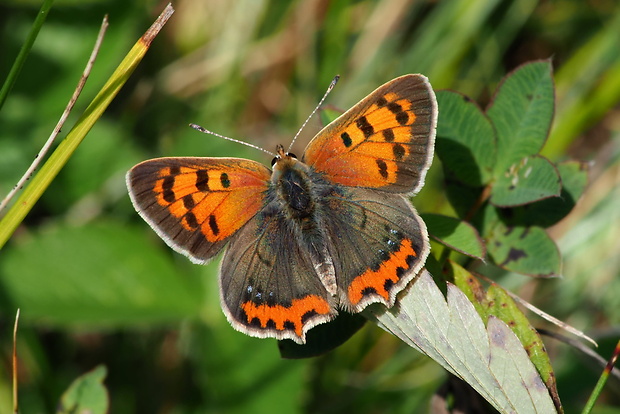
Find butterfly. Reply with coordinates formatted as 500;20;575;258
126;74;437;344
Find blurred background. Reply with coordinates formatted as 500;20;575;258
0;0;619;412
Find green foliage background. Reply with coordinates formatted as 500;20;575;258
0;0;619;412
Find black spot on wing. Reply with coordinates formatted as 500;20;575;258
387;102;409;125
220;173;231;188
162;176;175;203
393;143;405;160
376;159;388;179
361;287;377;297
196;170;209;191
382;129;395;142
185;211;199;229
182;194;195;209
208;214;219;236
356;116;374;139
301;310;318;324
341;132;352;147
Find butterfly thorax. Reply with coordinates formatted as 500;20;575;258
269;151;339;296
271;155;316;220
270;148;346;233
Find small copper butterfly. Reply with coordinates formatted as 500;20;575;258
126;74;437;344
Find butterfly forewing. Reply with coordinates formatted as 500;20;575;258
302;74;437;195
127;157;270;263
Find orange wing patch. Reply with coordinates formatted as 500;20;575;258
303;75;435;193
347;238;418;306
316;94;417;187
150;161;269;242
128;157;271;256
241;295;332;337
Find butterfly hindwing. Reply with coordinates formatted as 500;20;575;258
302;74;437;195
316;186;430;312
220;206;337;344
127;157;270;264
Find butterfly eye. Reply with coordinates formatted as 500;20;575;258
271;156;279;166
287;152;297;159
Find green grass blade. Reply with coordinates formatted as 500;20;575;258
0;5;174;250
581;340;620;414
0;0;55;111
546;7;620;157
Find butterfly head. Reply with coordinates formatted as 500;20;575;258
271;143;310;188
271;144;298;167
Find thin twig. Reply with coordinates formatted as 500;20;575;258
0;15;110;212
464;183;492;222
474;271;597;347
539;329;618;382
12;309;20;414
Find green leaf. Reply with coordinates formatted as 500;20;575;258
436;90;496;186
486;222;561;277
448;261;488;317
508;160;589;227
421;213;486;260
366;270;558;413
486;285;560;402
486;316;559;411
0;221;202;327
487;60;555;175
58;365;109;414
451;262;561;409
490;155;561;207
443;179;484;219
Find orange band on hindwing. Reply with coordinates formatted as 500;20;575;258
240;295;332;337
348;238;418;306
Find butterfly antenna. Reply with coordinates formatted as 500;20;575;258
287;75;340;153
189;123;277;157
